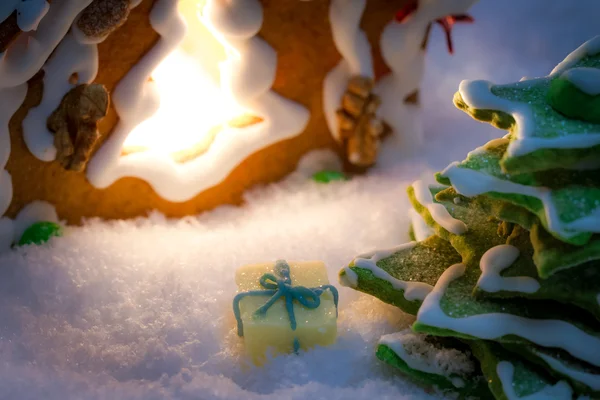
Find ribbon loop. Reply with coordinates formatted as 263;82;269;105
232;260;340;349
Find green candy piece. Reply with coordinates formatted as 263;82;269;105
312;170;347;183
436;139;600;246
470;341;574;400
376;330;491;398
407;182;600;366
339;235;460;316
548;77;600;123
502;343;600;397
18;221;63;246
454;36;600;174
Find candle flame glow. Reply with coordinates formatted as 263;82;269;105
122;0;249;161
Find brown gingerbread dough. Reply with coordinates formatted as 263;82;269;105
47;84;109;172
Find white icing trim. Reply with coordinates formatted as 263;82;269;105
87;0;310;202
373;0;477;149
562;67;600;96
536;352;600;391
497;361;573;400
0;0;49;32
323;0;372;142
0;0;93;89
441;162;600;238
412;180;467;235
551;36;600;76
22;31;99;161
417;263;600;367
458;76;600;158
379;330;473;381
477;244;540;294
341;241;433;301
408;207;434;241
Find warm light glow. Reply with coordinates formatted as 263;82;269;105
122;0;249;160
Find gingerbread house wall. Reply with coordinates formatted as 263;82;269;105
5;0;404;224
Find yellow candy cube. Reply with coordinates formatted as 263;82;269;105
233;260;338;365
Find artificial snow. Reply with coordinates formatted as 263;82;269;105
0;1;598;399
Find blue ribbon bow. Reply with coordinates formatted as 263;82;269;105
233;260;339;345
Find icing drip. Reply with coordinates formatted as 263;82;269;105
0;0;93;89
22;32;99;161
561;67;600;96
536;352;600;391
441;163;600;238
342;242;433;302
374;0;476;148
233;260;338;353
551;36;600;76
412;180;468;235
408;207;434;241
458;75;600;157
87;0;310;202
477;244;540;294
323;0;372;142
0;0;49;32
496;361;573;400
417;263;600;367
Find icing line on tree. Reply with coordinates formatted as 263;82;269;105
416;263;600;367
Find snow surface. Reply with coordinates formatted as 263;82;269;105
0;1;598;399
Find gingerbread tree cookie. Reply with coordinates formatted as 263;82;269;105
340;37;600;399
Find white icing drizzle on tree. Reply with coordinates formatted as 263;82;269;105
412;180;467;235
441;163;600;238
340;241;434;302
408;207;434;241
496;361;573;400
0;0;49;32
458;36;600;158
477;244;540;294
416;263;600;367
561;67;600;96
86;0;310;202
535;352;600;391
22;32;99;161
379;329;475;383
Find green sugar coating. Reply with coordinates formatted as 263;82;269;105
408;183;600;351
432;188;600;319
376;331;491;398
437;188;600;278
470;341;570;400
531;224;600;278
453;50;600;174
548;77;600;123
502;343;600;397
339;235;461;316
436;140;600;246
18;221;63;246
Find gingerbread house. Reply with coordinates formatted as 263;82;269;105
0;0;476;250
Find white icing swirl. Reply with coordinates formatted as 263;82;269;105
477;244;541;294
